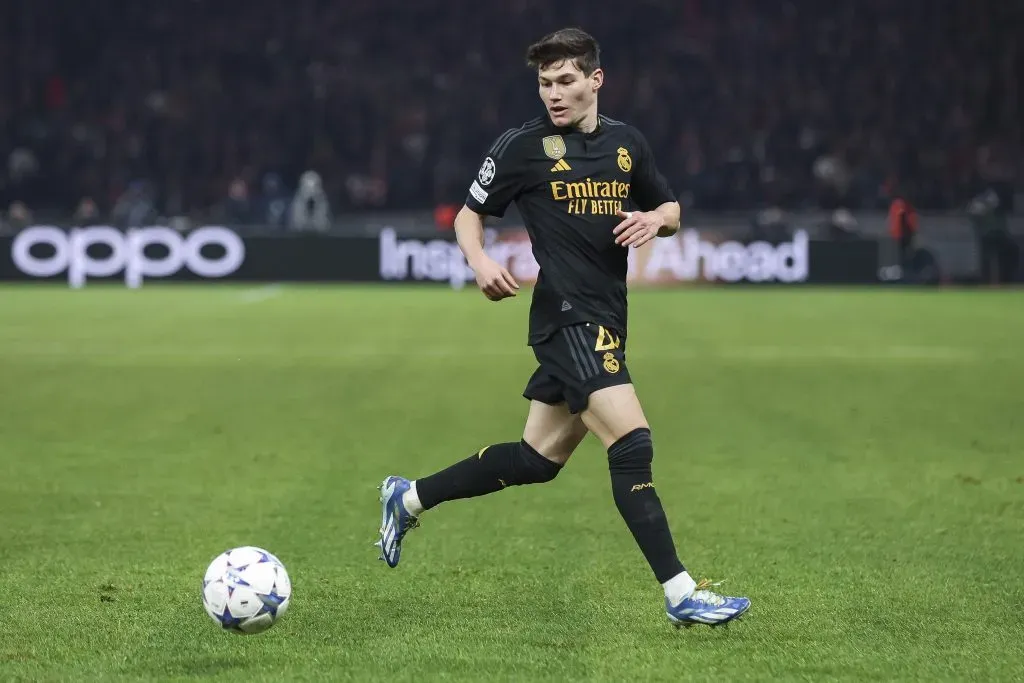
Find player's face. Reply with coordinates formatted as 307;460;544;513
538;60;602;128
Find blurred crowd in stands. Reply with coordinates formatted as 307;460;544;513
1;0;1020;231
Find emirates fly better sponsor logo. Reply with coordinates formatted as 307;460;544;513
11;226;246;288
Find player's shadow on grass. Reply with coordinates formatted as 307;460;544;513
130;655;255;679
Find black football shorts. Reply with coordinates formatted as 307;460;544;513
523;322;631;414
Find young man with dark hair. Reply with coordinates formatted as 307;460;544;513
376;28;750;628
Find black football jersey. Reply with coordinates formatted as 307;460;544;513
465;114;676;345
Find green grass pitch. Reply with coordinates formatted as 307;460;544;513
1;284;1022;682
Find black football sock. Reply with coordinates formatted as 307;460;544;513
416;440;562;511
608;428;686;583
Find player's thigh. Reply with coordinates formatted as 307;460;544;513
522;400;588;465
580;383;650;450
550;322;647;449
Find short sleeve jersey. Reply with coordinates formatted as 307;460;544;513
465;114;676;345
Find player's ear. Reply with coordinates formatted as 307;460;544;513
590;68;604;92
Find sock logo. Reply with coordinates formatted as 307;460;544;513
630;482;654;492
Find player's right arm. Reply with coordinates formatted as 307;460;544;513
454;205;519;300
457;130;530;301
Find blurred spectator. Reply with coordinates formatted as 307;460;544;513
219;177;255;225
826;208;861;241
968;189;1019;285
433;203;459;231
73;197;100;223
5;201;33;232
256;173;291;230
111;181;157;228
289;170;331;232
812;151;852;210
888;191;919;273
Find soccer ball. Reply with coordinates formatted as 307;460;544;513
202;546;292;634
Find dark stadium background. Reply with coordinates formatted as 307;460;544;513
0;0;1020;285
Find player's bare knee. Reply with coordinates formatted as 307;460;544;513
582;384;649;450
523;400;586;464
523;426;581;465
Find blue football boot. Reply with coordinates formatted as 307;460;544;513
666;579;751;628
375;476;420;568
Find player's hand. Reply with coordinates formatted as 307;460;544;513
470;255;519;301
613;210;662;248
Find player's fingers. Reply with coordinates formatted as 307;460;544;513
493;276;516;296
612;216;637;235
615;224;641;245
622;227;652;247
615;209;633;220
629;231;655;248
501;268;520;291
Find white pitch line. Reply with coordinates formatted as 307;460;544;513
235;284;283;304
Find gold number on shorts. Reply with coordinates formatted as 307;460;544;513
594;326;621;352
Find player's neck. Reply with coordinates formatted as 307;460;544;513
574;109;599;134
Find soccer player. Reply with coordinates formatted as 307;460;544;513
376;28;750;628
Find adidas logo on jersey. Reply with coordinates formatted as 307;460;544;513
550;159;572;173
561;300;572;312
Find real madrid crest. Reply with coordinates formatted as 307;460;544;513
542;135;566;160
616;147;632;173
602;352;620;374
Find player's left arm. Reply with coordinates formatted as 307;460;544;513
613;131;680;248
